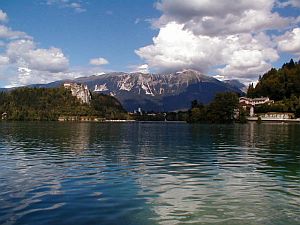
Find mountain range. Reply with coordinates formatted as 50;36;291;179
3;70;245;112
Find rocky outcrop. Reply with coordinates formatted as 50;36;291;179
63;83;91;104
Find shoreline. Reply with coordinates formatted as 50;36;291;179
247;117;300;123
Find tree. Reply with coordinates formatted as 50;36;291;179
187;92;239;123
295;106;300;118
208;92;239;123
191;100;204;109
247;83;256;98
0;87;127;121
237;107;247;123
248;59;300;101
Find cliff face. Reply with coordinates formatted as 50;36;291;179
63;83;91;104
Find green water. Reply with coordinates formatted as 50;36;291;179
0;122;299;225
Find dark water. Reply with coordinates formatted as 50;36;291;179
0;122;299;225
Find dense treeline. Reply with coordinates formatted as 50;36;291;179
187;92;240;123
129;93;240;123
127;92;240;123
0;87;127;121
247;59;300;116
247;59;300;100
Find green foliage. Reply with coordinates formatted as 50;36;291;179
247;83;256;98
208;92;239;123
188;92;239;123
237;107;247;123
246;59;300;118
247;59;300;100
295;106;300;118
164;111;188;121
90;93;126;119
0;87;126;121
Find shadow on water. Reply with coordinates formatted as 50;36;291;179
0;122;299;225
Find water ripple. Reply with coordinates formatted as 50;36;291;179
0;122;299;225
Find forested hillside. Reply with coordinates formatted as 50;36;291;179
0;87;126;120
247;59;300;100
247;59;300;116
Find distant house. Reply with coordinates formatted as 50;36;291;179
239;97;274;117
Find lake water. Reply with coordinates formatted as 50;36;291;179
0;122;299;225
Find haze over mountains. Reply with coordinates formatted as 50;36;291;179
3;70;245;112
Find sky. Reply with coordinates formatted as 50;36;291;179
0;0;299;88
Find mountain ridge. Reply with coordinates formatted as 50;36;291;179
1;70;244;112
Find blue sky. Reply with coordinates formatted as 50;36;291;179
0;0;299;87
0;0;159;69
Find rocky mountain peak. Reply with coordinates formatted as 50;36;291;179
18;70;244;112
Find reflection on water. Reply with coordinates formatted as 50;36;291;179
0;122;299;225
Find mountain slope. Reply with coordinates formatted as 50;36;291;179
74;70;243;111
224;79;246;92
1;70;243;112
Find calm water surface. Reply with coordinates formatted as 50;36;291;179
0;122;299;225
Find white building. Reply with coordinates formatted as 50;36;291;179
239;97;274;106
64;83;91;104
239;97;274;117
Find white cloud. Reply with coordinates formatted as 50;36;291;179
69;2;86;13
213;75;225;81
136;23;223;73
26;48;69;72
0;9;8;22
0;55;9;65
136;22;278;80
89;57;109;66
6;39;69;73
46;0;86;13
6;39;36;62
277;28;300;55
136;64;149;73
135;0;300;82
289;0;300;7
0;25;30;39
5;69;78;88
130;64;150;74
0;24;69;87
217;61;273;80
154;0;291;36
2;64;102;88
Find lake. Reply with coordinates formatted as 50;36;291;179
0;122;299;225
